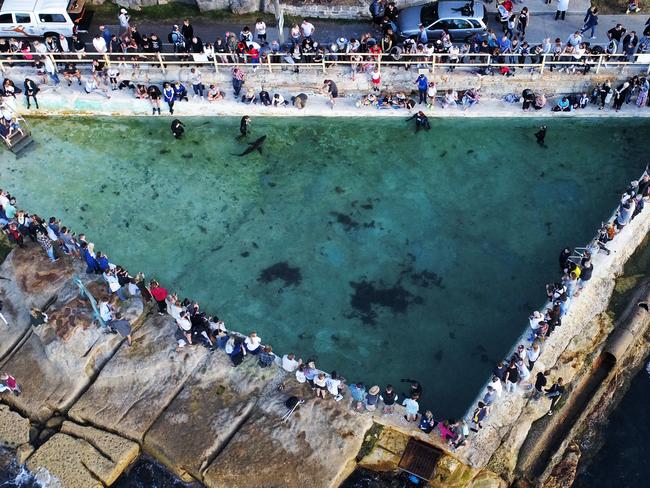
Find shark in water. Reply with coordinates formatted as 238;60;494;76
235;135;267;157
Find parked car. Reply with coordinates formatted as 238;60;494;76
0;0;93;38
397;1;488;42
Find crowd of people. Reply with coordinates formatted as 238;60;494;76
2;162;648;447
0;3;649;116
2;1;650;451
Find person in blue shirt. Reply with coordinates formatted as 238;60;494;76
497;34;511;53
418;410;437;433
414;74;428;104
95;252;110;273
173;81;188;102
552;96;571;112
82;245;98;274
162;82;176;114
417;24;428;44
99;25;111;48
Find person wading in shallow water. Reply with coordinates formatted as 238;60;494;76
535;125;547;146
171;119;185;139
239;115;251;139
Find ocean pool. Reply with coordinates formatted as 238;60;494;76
2;116;648;417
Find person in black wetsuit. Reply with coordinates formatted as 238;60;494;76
170;119;185;139
406;111;431;132
535;125;547;146
239;115;251;138
401;378;422;398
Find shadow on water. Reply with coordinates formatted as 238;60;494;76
340;467;426;488
114;457;202;488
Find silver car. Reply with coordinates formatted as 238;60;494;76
397;1;488;42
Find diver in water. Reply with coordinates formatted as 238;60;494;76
401;378;422;398
535;125;547;147
171;119;185;139
239;115;251;139
406;111;431;133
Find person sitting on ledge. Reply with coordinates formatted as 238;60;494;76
292;93;308;109
244;331;262;355
418;410;437;433
533;93;547;110
173;81;189;102
241;87;256;104
259;88;272;106
229;336;246;366
207;84;224;102
552;96;572;112
258;345;276;368
134;84;148;100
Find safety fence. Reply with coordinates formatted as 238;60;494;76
1;50;650;77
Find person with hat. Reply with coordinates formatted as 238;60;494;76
366;385;380;411
118;8;130;39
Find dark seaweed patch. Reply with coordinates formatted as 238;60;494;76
258;262;302;287
241;251;250;258
410;270;444;289
349;280;421;326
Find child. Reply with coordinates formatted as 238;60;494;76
107;67;119;90
371;68;381;91
8;117;24;138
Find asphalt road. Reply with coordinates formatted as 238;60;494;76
86;9;650;48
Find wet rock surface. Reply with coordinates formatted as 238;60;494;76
0;247;144;424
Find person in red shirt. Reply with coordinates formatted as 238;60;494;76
0;373;21;396
149;280;168;314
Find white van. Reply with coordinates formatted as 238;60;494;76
0;0;92;38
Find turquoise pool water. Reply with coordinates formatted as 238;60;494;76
2;116;648;417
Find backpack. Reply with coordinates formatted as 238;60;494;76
285;396;300;410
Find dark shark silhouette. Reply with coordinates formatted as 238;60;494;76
234;135;267;156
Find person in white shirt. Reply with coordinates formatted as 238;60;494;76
176;311;192;347
118;8;130;38
92;35;107;54
99;300;114;324
244;331;262;354
295;364;306;383
527;342;542;370
488;375;503;398
59;35;69;53
273;93;287;107
282;353;302;372
33;40;47;54
301;19;315;39
326;371;343;400
255;19;267;42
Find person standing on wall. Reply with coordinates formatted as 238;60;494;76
118;8;131;39
555;0;569;21
581;6;599;39
545;377;565;415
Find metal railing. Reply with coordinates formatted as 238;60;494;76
1;50;649;77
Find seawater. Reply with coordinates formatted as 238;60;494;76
1;116;648;419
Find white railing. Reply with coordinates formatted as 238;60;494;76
0;51;649;76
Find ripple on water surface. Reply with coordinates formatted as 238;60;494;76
2;116;648;417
